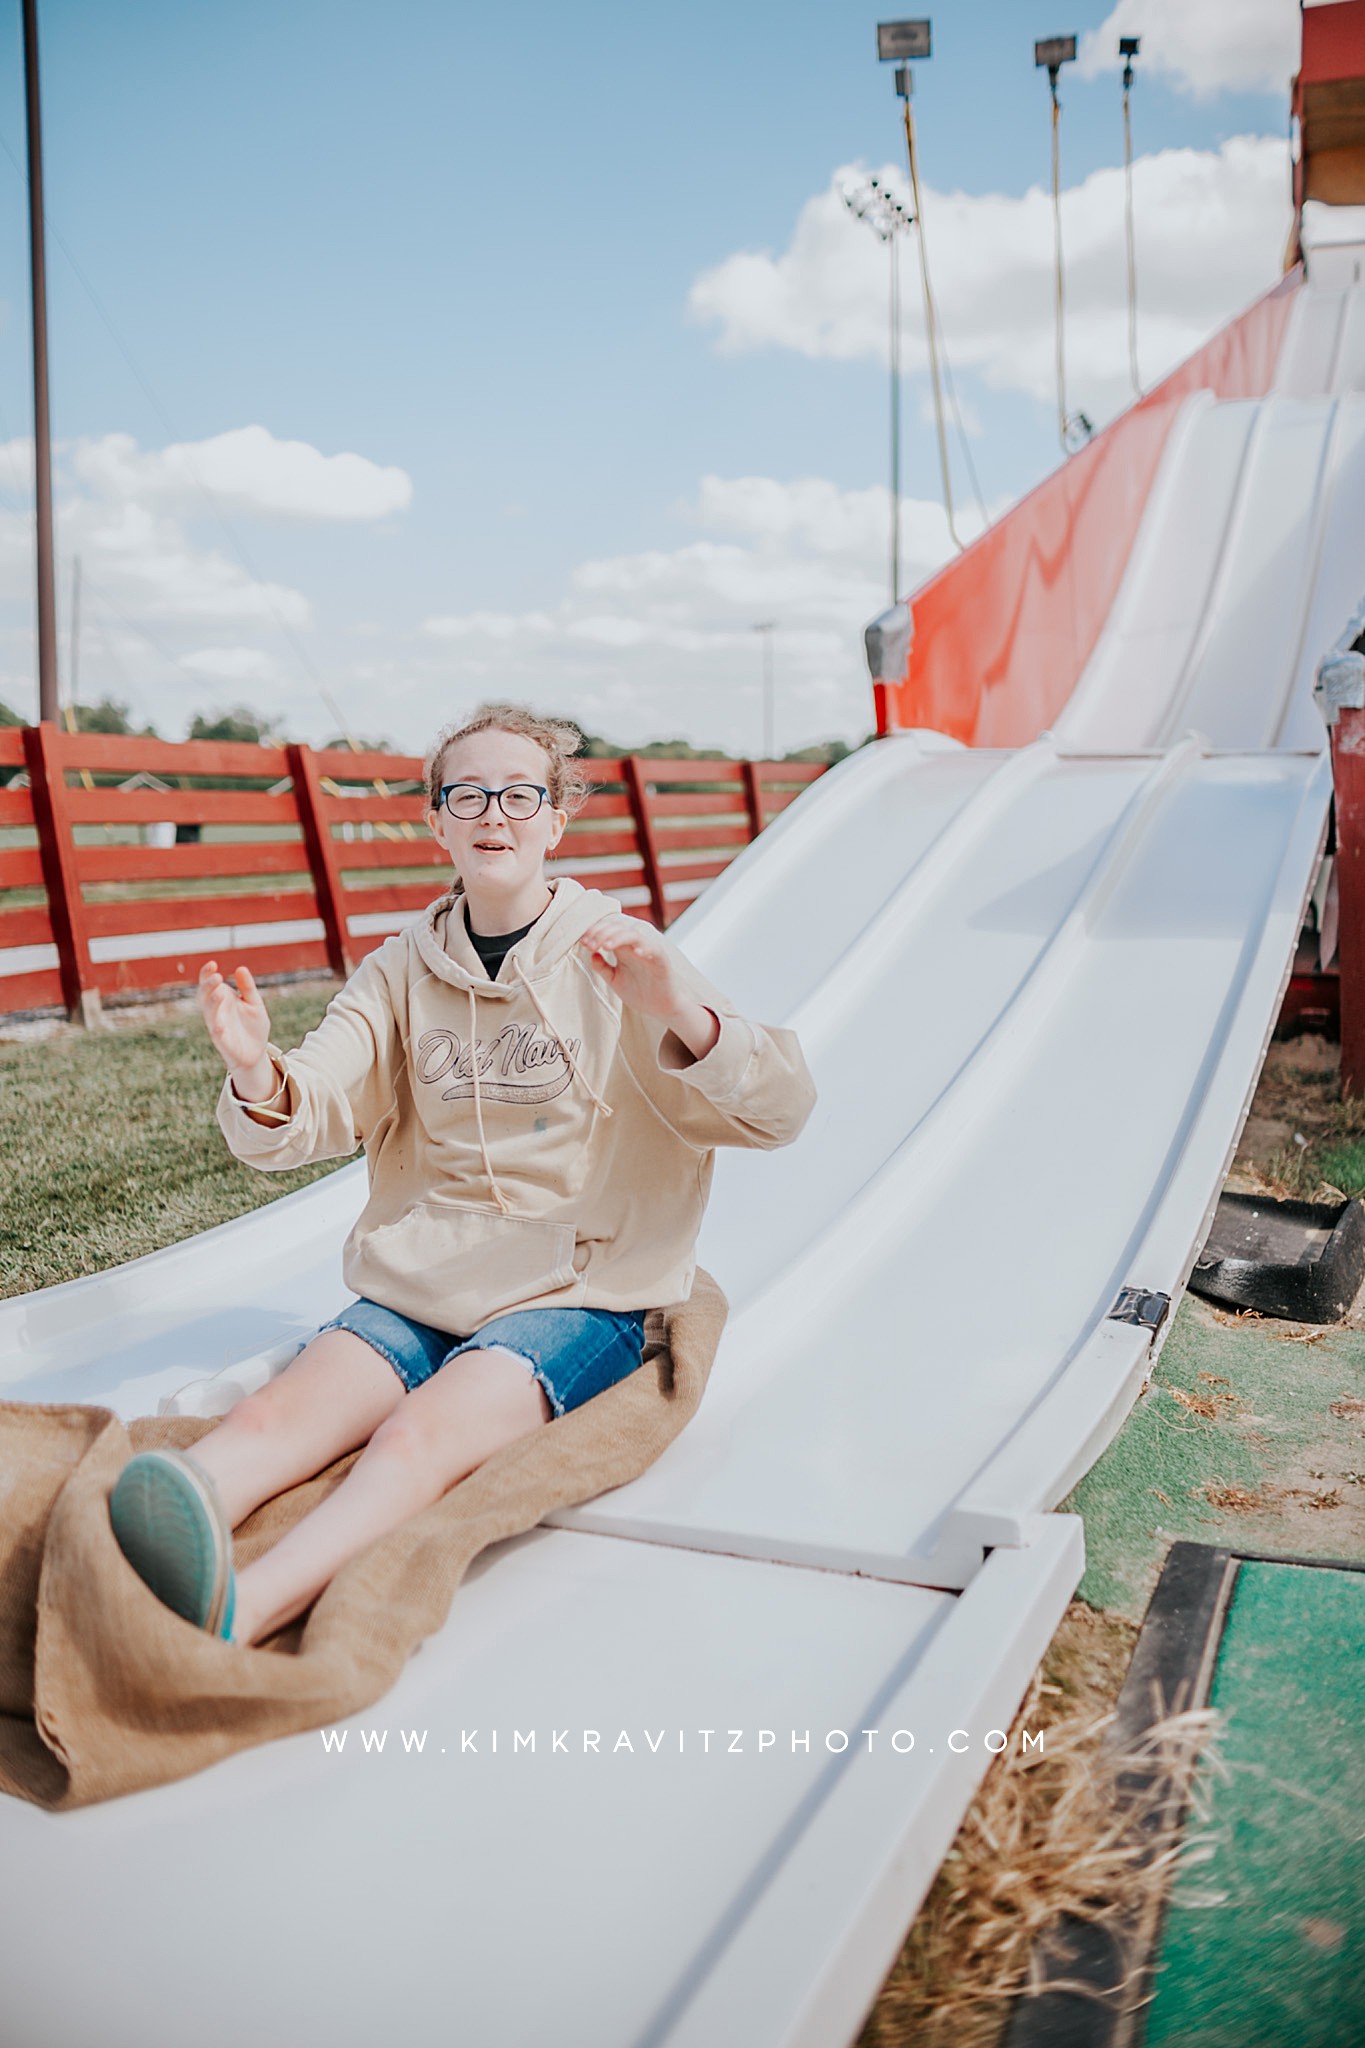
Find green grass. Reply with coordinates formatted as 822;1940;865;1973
0;984;348;1300
1257;1085;1365;1201
1060;1290;1365;1620
1309;1136;1365;1198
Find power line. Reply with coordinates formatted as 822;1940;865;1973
78;568;204;683
931;296;989;529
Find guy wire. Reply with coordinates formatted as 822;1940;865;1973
1123;69;1141;398
902;94;964;551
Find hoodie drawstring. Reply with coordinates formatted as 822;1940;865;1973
511;955;614;1118
466;983;514;1215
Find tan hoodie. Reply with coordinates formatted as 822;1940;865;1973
215;876;817;1332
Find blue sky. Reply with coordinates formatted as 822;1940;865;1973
0;0;1310;754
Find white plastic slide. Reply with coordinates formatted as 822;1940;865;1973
2;251;1363;2048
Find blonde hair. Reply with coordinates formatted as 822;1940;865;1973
424;703;592;817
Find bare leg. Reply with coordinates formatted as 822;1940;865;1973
188;1328;408;1531
230;1348;553;1647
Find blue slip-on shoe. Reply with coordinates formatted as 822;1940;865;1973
109;1448;236;1639
218;1570;237;1644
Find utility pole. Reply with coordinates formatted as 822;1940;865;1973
69;554;81;713
753;621;776;758
22;0;59;725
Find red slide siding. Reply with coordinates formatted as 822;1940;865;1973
879;270;1301;747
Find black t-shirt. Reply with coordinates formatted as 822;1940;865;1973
464;902;549;981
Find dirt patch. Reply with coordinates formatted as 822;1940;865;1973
1199;1481;1279;1513
1225;1034;1338;1191
1226;1031;1365;1228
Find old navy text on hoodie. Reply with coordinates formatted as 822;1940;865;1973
215;875;818;1332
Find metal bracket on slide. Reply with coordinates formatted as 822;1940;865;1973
863;601;913;686
1106;1287;1171;1334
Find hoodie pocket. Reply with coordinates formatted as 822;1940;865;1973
346;1199;578;1333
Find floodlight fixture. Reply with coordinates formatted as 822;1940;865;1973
843;174;915;599
1034;34;1077;76
1120;33;1139;90
841;173;915;242
877;20;931;62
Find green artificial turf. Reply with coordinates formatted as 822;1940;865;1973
0;983;346;1299
1059;1292;1365;1622
1143;1561;1365;2048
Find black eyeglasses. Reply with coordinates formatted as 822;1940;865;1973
438;782;549;821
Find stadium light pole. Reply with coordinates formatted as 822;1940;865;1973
1120;35;1142;398
878;20;963;551
1036;34;1092;454
842;175;915;603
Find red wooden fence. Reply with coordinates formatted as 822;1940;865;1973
0;726;826;1023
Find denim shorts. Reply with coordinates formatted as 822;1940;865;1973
314;1295;649;1418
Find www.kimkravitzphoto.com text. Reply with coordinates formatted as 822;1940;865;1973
318;1725;1048;1757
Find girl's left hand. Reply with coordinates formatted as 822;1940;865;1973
578;914;686;1022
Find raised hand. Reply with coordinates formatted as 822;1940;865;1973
577;915;720;1061
577;914;685;1021
198;960;272;1076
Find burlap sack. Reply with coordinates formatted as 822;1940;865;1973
0;1270;726;1809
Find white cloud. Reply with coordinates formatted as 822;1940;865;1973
0;423;410;637
416;474;980;751
0;464;945;749
0;438;35;495
51;496;311;627
917;383;984;438
179;646;281;681
1078;0;1300;99
689;136;1291;428
71;424;411;523
0;422;416;731
425;610;557;641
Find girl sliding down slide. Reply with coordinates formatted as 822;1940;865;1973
109;704;816;1647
